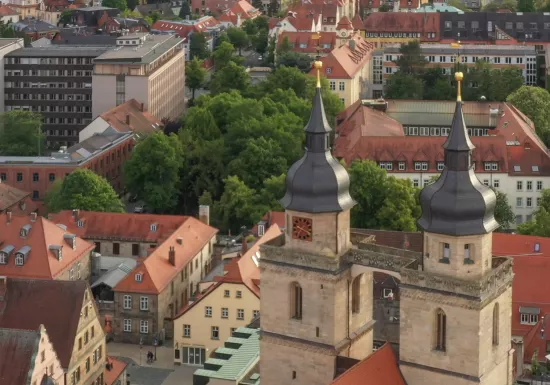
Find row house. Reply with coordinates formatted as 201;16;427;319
310;32;374;107
172;225;281;365
0;212;94;280
374;43;537;96
334;99;550;226
0;129;134;202
50;208;218;345
362;12;440;48
0;278;106;385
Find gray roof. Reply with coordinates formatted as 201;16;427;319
7;45;110;57
91;262;135;288
383;43;536;56
281;86;355;213
13;19;58;33
418;100;498;236
194;327;259;381
76;6;117;11
136;3;175;16
96;255;137;271
30;37;51;47
94;34;182;64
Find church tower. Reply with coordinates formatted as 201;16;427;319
399;72;514;385
259;62;374;385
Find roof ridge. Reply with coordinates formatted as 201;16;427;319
38;217;55;279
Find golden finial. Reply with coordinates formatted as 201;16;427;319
455;71;464;102
314;60;323;88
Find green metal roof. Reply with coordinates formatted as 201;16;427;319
194;327;260;382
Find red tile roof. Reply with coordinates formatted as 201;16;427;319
278;31;337;54
331;343;406;385
286;14;319;31
152;17;220;39
351;14;364;30
0;182;31;212
105;357;128;385
0;327;41;385
493;232;550;257
99;99;162;135
0;278;88;368
336;15;353;30
252;211;286;236
310;33;374;79
363;12;440;40
0;5;18;16
288;2;338;21
0;213;94;280
114;216;218;294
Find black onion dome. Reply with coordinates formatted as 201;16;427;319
417;100;499;236
281;86;355;213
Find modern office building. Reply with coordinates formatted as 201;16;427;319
92;33;186;120
4;45;111;147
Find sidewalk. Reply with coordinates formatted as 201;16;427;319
107;342;176;370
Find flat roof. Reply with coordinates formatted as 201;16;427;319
74;6;117;11
94;34;182;64
383;43;537;56
194;327;259;382
7;46;111;57
0;38;23;49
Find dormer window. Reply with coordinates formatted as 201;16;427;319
326;67;332;74
77;220;85;228
135;273;143;282
150;224;158;232
0;253;6;264
20;224;32;237
15;254;24;266
14;246;31;265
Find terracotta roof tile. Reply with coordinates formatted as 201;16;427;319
286;15;317;31
0;213;94;280
152;17;220;39
278;31;336;54
0;5;18;16
99;99;162;135
105;357;128;385
0;327;40;385
114;216;218;294
311;33;374;79
0;182;30;212
336;15;353;30
0;278;87;368
331;343;406;385
363;12;440;40
351;14;364;30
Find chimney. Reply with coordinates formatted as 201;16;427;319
30;212;37;222
72;209;79;221
6;211;11;224
349;39;356;51
126;114;130;125
140;102;144;112
199;205;210;225
168;246;176;266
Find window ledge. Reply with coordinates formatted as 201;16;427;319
439;257;450;264
464;258;474;265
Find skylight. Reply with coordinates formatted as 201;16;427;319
532;165;539;172
514;165;521;172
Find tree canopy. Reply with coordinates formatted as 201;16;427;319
492;188;516;231
101;0;127;11
185;58;207;100
518;189;550;236
226;27;249;55
124;132;184;213
0;111;46;156
276;51;313;72
189;32;210;60
507;86;550;145
45;169;124;213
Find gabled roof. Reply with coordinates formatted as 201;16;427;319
286;14;318;31
331;343;406;385
99;99;162;135
152;17;220;38
0;5;19;16
230;0;260;17
0;278;87;368
105;357;128;385
363;12;440;38
0;327;41;385
0;182;31;212
336;15;353;30
277;31;336;54
114;216;218;294
0;213;95;280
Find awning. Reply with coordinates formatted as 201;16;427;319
519;306;541;315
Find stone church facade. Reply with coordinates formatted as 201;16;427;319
259;67;515;385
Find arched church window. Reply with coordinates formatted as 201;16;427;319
291;282;302;320
351;275;361;314
435;308;447;351
493;303;499;346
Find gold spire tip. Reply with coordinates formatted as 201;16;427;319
455;71;464;102
314;60;323;88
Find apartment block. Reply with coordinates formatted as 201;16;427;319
92;33;185;121
4;46;110;146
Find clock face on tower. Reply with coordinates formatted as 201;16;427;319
292;216;313;242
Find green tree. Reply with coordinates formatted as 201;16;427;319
102;0;127;11
537;189;550;212
214;176;267;233
395;40;427;75
185;58;207;100
447;0;469;11
124;132;184;213
255;29;269;55
126;0;137;10
518;0;535;11
384;71;424;99
482;0;517;10
378;3;391;10
46;169;124;213
59;10;72;26
277;36;293;53
189;32;210;60
179;1;191;18
422;68;453;100
276;51;313;72
259;173;286;211
492;188;515;231
507;86;550;145
0;111;46;156
121;9;141;17
226;27;249;55
252;0;263;9
210;61;250;94
266;36;276;65
183;107;220;140
268;0;278;15
377;177;420;231
518;207;550;237
212;41;237;70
